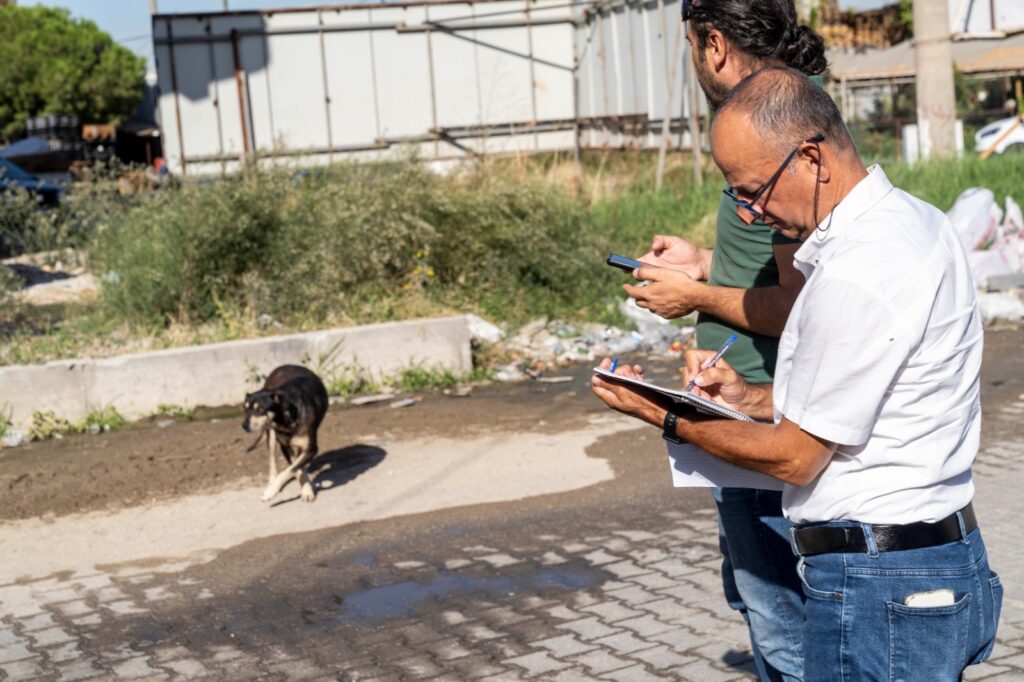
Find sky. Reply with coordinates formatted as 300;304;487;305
25;0;893;71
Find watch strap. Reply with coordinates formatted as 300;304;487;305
662;411;684;444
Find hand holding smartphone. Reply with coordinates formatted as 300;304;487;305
606;253;644;273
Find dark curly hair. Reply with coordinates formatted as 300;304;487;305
690;0;828;76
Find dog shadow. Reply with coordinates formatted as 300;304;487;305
269;444;386;507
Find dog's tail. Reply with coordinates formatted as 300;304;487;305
245;423;270;453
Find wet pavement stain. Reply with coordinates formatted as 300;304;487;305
339;566;603;622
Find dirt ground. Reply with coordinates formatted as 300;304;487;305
3;328;1021;523
0;361;628;522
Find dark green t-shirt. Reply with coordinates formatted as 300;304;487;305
694;193;799;384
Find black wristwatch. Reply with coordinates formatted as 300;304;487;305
662;411;684;444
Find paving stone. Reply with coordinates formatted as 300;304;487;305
504;651;570;676
649;626;708;653
445;654;508;679
110;656;161;679
477;553;521;567
567;649;634;674
671;658;746;682
581;550;621;566
615;614;677;638
602;585;660;606
18;612;56;632
636;598;703;623
270;658;328;680
0;642;33;664
628;572;679;590
580;602;643;623
598;663;666;682
590;632;656;655
56;658;106;681
531;634;595;658
629;644;696;670
0;656;43;679
421;638;473;661
56;600;93;617
29;626;74;647
460;623;505;642
544;605;579;621
46;641;83;663
556;617;620;641
162;657;211;677
543;668;595;682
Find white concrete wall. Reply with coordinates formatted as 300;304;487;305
1;316;472;427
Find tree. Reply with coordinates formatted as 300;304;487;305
0;5;146;141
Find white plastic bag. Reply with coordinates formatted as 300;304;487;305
947;188;1002;252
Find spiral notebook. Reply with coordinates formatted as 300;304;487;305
592;367;754;422
593;367;781;489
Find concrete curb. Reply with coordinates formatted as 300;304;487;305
1;316;472;427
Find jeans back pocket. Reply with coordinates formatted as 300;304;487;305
887;592;971;681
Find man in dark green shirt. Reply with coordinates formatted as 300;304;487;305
623;2;828;680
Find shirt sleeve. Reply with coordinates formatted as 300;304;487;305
780;276;915;447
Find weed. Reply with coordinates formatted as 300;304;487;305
27;406;127;441
395;364;460;392
155;403;195;421
28;410;74;441
78;406;127;433
325;360;379;397
0;403;12;440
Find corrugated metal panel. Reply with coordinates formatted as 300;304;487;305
153;0;701;175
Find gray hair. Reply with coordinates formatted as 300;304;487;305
717;66;854;154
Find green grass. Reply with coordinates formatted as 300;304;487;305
1;150;1021;367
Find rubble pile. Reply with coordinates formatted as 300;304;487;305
468;304;695;383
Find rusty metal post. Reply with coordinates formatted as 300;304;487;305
425;6;440;159
525;0;539;150
230;28;252;163
318;10;335;163
165;19;188;175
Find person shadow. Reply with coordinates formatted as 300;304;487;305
269;444;386;507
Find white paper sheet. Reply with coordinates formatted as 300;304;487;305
667;442;783;490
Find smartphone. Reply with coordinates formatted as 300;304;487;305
606;253;644;272
903;588;955;608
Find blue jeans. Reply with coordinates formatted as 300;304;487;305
795;522;1002;682
713;487;805;682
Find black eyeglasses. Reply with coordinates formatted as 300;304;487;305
723;133;825;224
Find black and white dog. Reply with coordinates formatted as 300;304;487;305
242;365;329;503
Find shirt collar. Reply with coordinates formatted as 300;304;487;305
793;164;894;272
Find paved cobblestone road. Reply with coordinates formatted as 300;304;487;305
1;330;1023;681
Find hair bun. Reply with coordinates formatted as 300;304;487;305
781;24;828;76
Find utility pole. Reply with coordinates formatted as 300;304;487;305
149;0;157;14
912;0;957;158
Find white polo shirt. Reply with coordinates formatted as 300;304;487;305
775;165;983;525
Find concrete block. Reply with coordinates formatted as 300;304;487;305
0;316;471;426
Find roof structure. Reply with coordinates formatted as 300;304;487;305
829;30;1024;86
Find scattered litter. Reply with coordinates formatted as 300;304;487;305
466;314;504;344
535;376;574;383
495;363;527;382
977;292;1024;323
389;397;420;408
443;387;472;397
1;427;29;448
156;419;175;429
987;273;1024;292
350;393;396;406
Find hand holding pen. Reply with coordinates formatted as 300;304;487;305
686;334;737;392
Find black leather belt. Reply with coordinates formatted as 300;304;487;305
792;503;977;557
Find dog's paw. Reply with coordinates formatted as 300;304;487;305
300;485;316;503
261;487;277;503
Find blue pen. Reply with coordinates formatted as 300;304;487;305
610;358;619;372
687;334;738;391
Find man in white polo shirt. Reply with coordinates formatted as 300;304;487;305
592;66;1002;680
